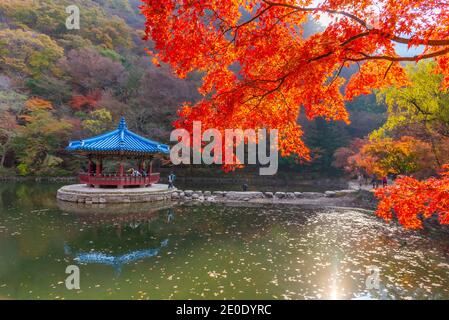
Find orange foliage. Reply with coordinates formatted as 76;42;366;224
358;137;433;176
140;0;449;160
334;137;434;177
21;98;53;122
375;165;449;229
70;91;102;110
24;98;53;111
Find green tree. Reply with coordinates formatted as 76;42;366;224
25;76;72;105
375;61;449;165
12;100;72;175
0;29;64;78
0;0;134;50
0;89;27;113
302;118;350;174
376;62;449;136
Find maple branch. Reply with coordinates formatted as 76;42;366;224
262;0;449;47
383;61;394;79
328;62;345;88
307;38;449;65
243;76;286;106
262;0;368;28
228;4;273;32
213;72;291;104
389;35;449;47
347;47;449;62
340;32;370;47
341;31;449;47
216;2;449;66
223;4;274;42
240;73;293;112
308;51;334;62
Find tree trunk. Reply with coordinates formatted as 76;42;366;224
1;136;11;168
0;147;6;168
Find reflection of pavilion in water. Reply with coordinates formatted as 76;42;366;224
64;239;169;275
57;199;176;222
59;201;176;275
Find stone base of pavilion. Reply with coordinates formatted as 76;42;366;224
57;183;176;204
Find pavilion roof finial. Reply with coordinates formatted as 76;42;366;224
118;116;127;130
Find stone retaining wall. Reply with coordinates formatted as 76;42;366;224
171;189;359;203
57;184;175;204
57;183;366;206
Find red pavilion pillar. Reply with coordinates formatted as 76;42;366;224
88;158;93;175
96;158;102;176
118;158;124;189
87;158;94;188
119;158;124;176
139;158;145;187
147;159;153;185
148;159;153;176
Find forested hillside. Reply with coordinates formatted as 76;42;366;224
0;0;201;176
0;0;386;177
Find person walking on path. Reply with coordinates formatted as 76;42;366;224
371;174;378;189
382;176;388;188
168;171;176;189
357;173;364;188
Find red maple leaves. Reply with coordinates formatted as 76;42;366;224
140;0;449;161
140;1;449;227
375;165;449;229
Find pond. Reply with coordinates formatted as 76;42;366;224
1;183;449;300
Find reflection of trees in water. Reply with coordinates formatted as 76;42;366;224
63;203;292;268
63;206;178;275
0;182;59;211
57;199;175;218
64;207;177;254
169;204;297;244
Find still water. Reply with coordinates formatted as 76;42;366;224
1;183;449;300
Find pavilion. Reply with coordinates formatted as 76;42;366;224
66;117;169;188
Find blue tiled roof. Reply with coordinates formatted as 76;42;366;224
66;117;170;154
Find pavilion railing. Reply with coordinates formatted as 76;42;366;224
79;172;160;187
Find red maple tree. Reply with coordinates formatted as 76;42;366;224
140;0;449;227
141;0;448;157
